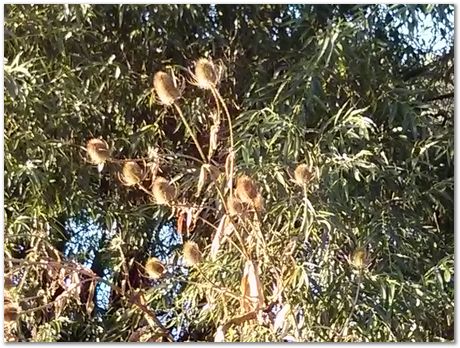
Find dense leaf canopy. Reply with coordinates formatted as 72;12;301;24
4;4;454;342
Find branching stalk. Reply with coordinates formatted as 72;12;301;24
173;102;207;163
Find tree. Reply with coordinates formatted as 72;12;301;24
4;4;454;342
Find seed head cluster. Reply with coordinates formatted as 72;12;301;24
152;176;176;205
145;257;166;279
86;138;110;164
236;175;259;203
227;195;244;216
294;164;313;186
351;247;367;269
195;58;219;89
122;161;143;186
235;175;265;213
183;241;202;266
153;71;181;105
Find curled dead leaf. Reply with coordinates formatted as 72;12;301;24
240;260;265;313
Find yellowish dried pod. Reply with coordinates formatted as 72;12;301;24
152;176;176;205
294;164;313;186
86;138;110;164
227;195;244;216
121;161;143;186
351;247;367;269
145;257;166;279
195;58;218;89
183;241;202;266
236;175;259;204
153;71;181;105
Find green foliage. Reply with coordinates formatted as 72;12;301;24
4;4;453;342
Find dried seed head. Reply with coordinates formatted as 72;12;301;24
294;164;313;186
122;161;143;186
4;298;18;322
153;71;181;105
351;247;367;269
183;241;202;266
227;195;244;216
152;176;176;205
195;58;218;89
145;257;166;279
236;175;259;204
86;138;110;164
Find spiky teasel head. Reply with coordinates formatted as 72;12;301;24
121;161;143;186
236;175;259;204
351;247;368;269
294;164;314;186
227;195;244;216
194;58;220;89
145;257;166;279
152;176;176;205
183;241;202;266
153;71;181;105
86;138;110;164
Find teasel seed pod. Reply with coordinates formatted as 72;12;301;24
145;257;166;279
183;241;202;266
153;71;181;105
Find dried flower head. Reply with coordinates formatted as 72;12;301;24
121;161;143;186
236;175;259;204
153;71;181;105
294;164;313;186
183;241;202;266
145;257;166;279
86;138;110;164
195;58;219;89
4;298;18;322
227;195;244;216
152;176;176;205
351;247;368;269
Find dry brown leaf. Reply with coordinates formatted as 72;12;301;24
177;210;186;235
71;271;81;304
186;207;194;233
86;280;96;315
211;216;226;260
241;260;265;312
196;164;209;197
224;150;235;191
